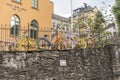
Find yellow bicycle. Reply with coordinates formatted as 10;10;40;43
78;38;87;49
54;37;68;50
9;31;38;51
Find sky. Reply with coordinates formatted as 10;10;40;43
50;0;116;18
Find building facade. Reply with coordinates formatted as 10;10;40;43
51;14;72;49
52;14;70;37
0;0;53;42
52;14;70;32
104;23;117;37
68;3;99;48
73;3;98;39
73;3;98;20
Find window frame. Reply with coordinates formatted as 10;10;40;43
32;0;38;9
57;23;60;30
53;22;56;29
30;20;39;39
10;15;20;36
12;0;21;4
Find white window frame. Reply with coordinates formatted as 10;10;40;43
12;0;21;3
32;0;38;9
10;15;20;36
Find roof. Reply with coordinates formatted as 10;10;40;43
52;14;70;23
81;6;93;13
104;23;115;30
73;3;94;17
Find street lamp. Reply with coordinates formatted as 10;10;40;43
71;0;73;32
70;0;74;49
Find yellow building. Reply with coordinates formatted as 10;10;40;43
73;3;98;38
0;0;53;50
72;3;99;48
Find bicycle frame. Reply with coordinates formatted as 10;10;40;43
9;31;38;51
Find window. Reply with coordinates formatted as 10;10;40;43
57;23;60;30
53;22;56;28
30;20;38;39
62;27;65;31
12;0;21;3
10;15;20;36
32;0;38;9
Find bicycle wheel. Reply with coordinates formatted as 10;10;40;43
24;38;38;51
78;39;87;49
15;39;26;51
37;38;53;50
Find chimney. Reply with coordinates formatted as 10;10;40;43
84;3;87;8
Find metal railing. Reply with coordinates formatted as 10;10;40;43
0;25;119;51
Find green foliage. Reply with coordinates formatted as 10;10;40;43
94;11;105;33
93;11;106;47
116;0;120;6
112;0;120;36
73;10;105;38
73;15;87;32
74;16;86;27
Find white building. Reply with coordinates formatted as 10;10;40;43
52;14;77;48
52;14;70;32
104;23;117;36
52;14;70;38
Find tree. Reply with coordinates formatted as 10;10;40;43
93;11;106;47
73;11;105;48
86;18;95;36
94;11;105;36
73;15;86;33
112;0;120;36
102;31;112;46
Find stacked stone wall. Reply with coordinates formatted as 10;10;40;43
0;47;114;80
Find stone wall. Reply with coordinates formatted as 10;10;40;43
0;47;114;80
107;45;120;80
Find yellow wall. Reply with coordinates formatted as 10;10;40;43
87;7;98;20
0;0;53;41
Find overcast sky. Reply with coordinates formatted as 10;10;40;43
50;0;115;18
